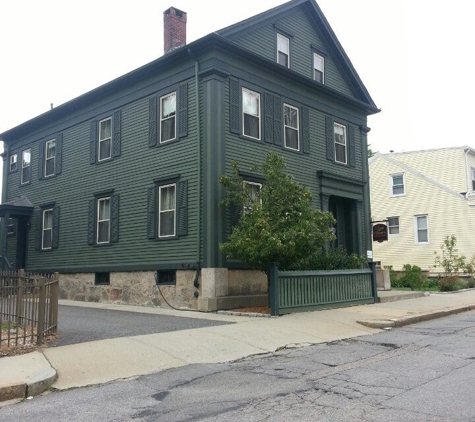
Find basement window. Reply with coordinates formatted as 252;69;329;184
156;270;176;285
95;272;110;285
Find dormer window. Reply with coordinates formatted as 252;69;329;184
276;33;289;67
313;53;325;83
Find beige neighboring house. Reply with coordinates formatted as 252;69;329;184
369;146;475;274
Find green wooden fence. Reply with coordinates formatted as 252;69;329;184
269;262;377;316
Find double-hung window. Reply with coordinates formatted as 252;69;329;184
88;193;119;246
334;123;347;164
10;154;17;172
387;216;400;236
21;149;31;185
97;197;111;244
276;33;290;67
471;167;475;191
98;118;112;161
390;174;405;196
42;209;53;250
242;88;260;140
284;104;299;151
159;184;176;238
313;52;325;83
415;215;429;244
243;181;262;214
45;140;56;177
160;92;176;143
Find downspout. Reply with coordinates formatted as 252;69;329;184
464;146;470;197
0;140;9;269
188;48;201;288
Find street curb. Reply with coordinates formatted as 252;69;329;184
0;366;57;402
357;304;475;329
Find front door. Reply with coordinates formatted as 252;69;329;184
15;217;29;269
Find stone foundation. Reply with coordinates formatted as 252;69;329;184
59;269;268;311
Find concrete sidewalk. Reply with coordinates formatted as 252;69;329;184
2;290;475;404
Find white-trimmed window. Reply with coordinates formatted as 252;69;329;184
10;154;17;172
414;215;429;244
242;88;260;140
98;118;112;161
97;197;111;244
21;149;31;185
45;139;56;177
334;123;347;164
42;208;53;250
277;33;289;67
313;52;324;83
284;104;299;151
159;184;176;238
471;167;475;191
387;216;400;236
243;181;262;214
160;92;176;143
390;174;405;196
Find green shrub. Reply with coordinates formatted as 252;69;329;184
438;276;465;292
384;265;400;286
299;246;367;271
467;278;475;289
398;264;426;291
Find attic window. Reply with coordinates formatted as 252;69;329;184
313;53;325;83
472;167;475;191
276;33;289;68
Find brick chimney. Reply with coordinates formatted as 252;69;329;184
164;7;187;54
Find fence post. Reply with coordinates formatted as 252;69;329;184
269;262;279;316
50;273;59;334
16;269;25;326
368;261;378;303
37;276;46;346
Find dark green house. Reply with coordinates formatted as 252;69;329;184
0;0;379;311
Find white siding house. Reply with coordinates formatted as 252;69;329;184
369;146;475;273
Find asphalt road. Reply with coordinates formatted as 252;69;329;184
2;311;475;421
49;305;234;346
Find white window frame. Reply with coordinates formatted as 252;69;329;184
387;216;400;237
42;208;53;250
160;92;176;144
10;154;17;172
414;215;429;245
276;33;290;67
158;183;176;238
242;88;261;140
390;173;405;197
97;197;111;244
283;104;299;151
471;167;475;192
21;149;31;185
243;181;262;214
98;117;112;162
45;139;56;177
334;122;347;164
313;52;325;83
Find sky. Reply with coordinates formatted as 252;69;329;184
1;0;475;157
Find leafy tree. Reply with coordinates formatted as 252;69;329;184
434;235;467;278
219;152;336;272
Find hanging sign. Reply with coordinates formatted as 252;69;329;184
372;223;388;242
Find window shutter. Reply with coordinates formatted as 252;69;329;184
348;125;356;167
113;110;121;158
229;79;240;134
90;120;97;164
148;97;157;147
87;199;95;245
177;180;188;236
147;186;156;239
302;107;310;154
55;133;63;175
34;210;42;251
273;96;283;146
111;194;119;243
38;141;45;180
178;83;188;138
52;206;60;249
325;116;334;161
264;93;274;143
